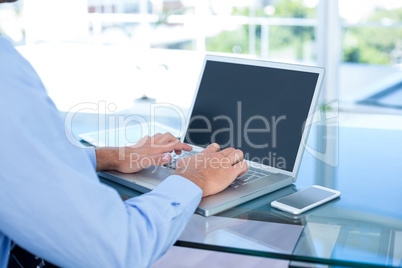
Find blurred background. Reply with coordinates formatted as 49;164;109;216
1;0;402;119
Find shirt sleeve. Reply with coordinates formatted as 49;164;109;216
0;36;203;268
83;147;97;170
123;175;202;266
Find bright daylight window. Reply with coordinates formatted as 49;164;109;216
339;0;402;113
1;0;401;115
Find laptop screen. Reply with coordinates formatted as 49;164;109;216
184;59;320;172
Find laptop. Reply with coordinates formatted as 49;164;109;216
94;55;324;217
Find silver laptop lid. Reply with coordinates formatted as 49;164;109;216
182;55;324;180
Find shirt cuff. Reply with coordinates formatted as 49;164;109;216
150;175;203;214
83;147;97;170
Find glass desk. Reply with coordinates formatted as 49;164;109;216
71;112;402;268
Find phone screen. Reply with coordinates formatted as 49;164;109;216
275;187;337;209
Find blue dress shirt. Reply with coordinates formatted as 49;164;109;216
0;36;202;268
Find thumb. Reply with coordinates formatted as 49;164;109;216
143;153;171;168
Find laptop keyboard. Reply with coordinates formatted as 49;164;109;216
229;170;270;188
165;151;197;169
165;152;271;188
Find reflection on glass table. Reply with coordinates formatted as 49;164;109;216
179;214;304;254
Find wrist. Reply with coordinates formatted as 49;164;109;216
173;171;205;193
95;147;120;171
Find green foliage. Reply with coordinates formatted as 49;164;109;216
206;0;402;65
232;6;264;17
343;8;402;65
205;27;250;54
343;26;402;65
206;0;315;59
206;0;316;60
366;7;402;23
271;0;315;60
273;0;315;18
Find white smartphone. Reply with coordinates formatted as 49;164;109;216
271;185;341;215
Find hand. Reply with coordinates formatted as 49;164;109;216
95;133;192;173
174;143;248;197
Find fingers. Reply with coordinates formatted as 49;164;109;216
200;143;220;154
174;145;192;155
218;147;235;157
232;161;248;177
138;153;172;169
226;149;244;165
153;132;177;145
198;146;244;166
133;135;151;147
173;143;192;152
131;133;174;150
138;132;190;155
152;133;163;139
152;132;192;151
159;140;192;155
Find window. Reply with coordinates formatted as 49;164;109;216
0;1;23;44
1;0;402;115
339;0;402;112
